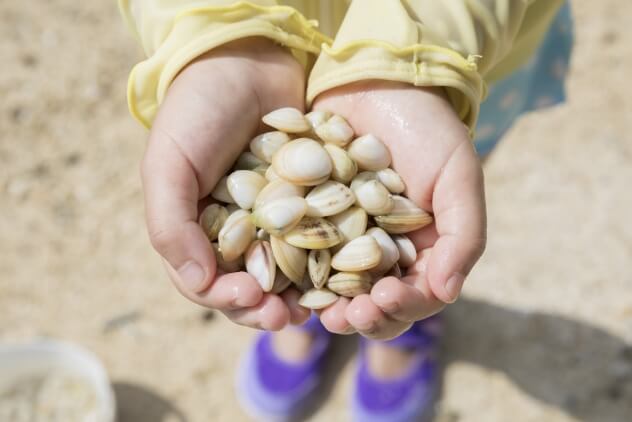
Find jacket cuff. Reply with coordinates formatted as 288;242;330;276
127;1;331;128
307;40;486;135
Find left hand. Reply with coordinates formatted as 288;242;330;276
313;80;487;340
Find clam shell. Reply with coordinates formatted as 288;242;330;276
393;235;416;268
327;272;372;297
252;197;307;236
272;139;332;186
199;204;228;242
347;134;391;171
234;151;266;171
254;179;306;209
283;217;343;249
308;249;331;289
376;168;405;194
270;236;307;284
298;288;339;310
245;240;276;292
262;107;310;133
211;176;235;204
218;209;256;262
226;170;268;210
353;180;394;216
265;165;282;182
249;131;291;163
374;196;433;234
387;262;402;278
256;228;269;241
212;243;243;273
349;171;377;191
366;227;400;275
271;271;293;294
315;115;354;146
305;110;332;132
323;144;358;184
331;235;382;272
305;181;355;217
327;207;368;250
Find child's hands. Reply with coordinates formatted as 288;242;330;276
313;81;487;340
141;38;310;330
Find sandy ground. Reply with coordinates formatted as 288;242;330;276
1;1;632;421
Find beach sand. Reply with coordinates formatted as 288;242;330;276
1;1;631;421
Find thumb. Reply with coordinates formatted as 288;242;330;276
427;141;487;303
141;127;216;293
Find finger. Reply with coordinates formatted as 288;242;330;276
345;295;412;340
427;141;487;303
371;276;445;323
142;133;216;294
318;297;356;334
407;223;439;251
225;293;290;331
164;262;262;310
280;288;311;325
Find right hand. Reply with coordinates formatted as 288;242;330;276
141;38;310;330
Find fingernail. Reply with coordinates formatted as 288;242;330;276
445;273;465;303
177;261;206;292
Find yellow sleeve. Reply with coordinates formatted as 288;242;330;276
307;0;564;133
119;0;331;128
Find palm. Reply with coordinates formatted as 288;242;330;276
313;80;486;339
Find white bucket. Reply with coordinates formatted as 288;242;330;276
0;340;116;422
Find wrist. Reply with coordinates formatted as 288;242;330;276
180;37;306;111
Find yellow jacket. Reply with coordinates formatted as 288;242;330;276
120;0;565;132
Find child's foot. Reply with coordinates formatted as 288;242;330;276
351;315;442;422
237;315;331;422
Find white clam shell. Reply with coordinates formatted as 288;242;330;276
249;131;291;163
308;249;331;289
347;134;391;171
270;236;307;284
212;243;243;273
262;107;310;133
393;235;416;268
234;151;266;171
218;209;256;262
226;170;268;210
211;176;235;204
265;165;283;182
298;288;338;310
271;271;293;294
252;197;307;236
254;179;306;209
305;181;355;217
350;171;377;191
376;168;405;194
331;235;382;272
284;217;343;249
366;227;400;275
245;240;276;292
327;272;372;297
374;196;433;234
199;204;228;242
328;207;368;248
315;115;354;146
323;144;358;184
305;110;332;132
252;164;269;177
353;180;394;216
272;139;332;186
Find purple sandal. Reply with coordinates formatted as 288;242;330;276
352;315;443;422
236;315;331;422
